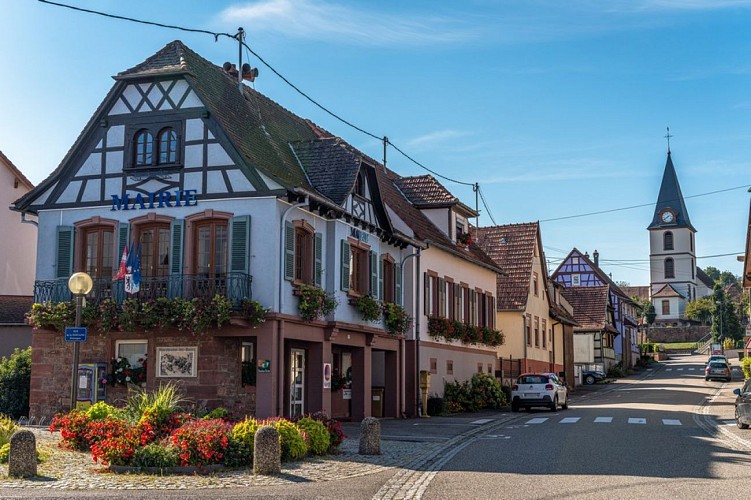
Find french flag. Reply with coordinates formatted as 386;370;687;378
113;243;129;281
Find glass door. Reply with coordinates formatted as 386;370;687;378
289;348;305;417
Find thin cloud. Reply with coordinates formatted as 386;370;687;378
630;0;751;10
406;130;471;149
218;0;476;46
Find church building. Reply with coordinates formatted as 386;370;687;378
648;147;713;324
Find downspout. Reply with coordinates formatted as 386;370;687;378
20;212;38;227
399;246;422;417
552;320;561;379
522;314;528;372
277;197;308;417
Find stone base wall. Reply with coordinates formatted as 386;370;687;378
646;325;710;343
29;325;257;420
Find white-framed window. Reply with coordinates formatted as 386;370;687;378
241;342;254;363
572;274;581;286
115;340;148;369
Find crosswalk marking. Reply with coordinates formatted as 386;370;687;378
688;368;696;371
594;417;613;423
628;418;646;424
559;417;580;424
526;418;548;424
662;419;682;426
470;418;493;425
666;368;673;372
677;368;684;371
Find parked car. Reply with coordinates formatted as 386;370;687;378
582;370;606;385
511;372;568;412
705;361;731;382
733;378;751;429
706;354;730;366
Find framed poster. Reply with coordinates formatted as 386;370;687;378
323;363;332;389
156;347;197;378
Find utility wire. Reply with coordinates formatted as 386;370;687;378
478;186;497;225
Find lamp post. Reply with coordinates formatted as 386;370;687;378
68;272;93;410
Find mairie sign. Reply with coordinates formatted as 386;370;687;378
110;189;198;211
64;327;88;342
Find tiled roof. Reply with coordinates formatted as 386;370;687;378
0;296;33;324
552;248;634;303
394;175;457;206
696;267;715;288
652;284;684;298
549;302;579;326
621;286;650;301
475;223;539;310
560;286;617;333
377;167;501;272
290;138;360;206
0;151;33;190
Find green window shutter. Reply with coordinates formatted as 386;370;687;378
370;251;378;296
284;221;294;281
230;215;251;273
169;219;184;275
378;259;384;301
314;232;323;287
340;240;350;291
117;223;130;268
55;226;74;279
395;264;402;306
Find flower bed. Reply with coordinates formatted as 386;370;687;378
48;384;345;473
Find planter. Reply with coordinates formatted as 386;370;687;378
109;464;226;475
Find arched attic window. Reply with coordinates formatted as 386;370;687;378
134;129;154;166
663;231;674;251
664;257;675;279
158;128;178;164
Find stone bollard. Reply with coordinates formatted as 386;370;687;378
358;416;381;455
8;430;37;478
253;426;281;475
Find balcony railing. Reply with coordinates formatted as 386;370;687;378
33;273;252;309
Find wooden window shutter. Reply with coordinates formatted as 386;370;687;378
340;240;350;291
55;226;75;279
424;272;430;316
314;233;323;287
284;221;294;281
117;223;130;269
378;258;384;301
438;278;446;318
229;215;251;273
395;264;402;306
169;219;184;275
370;251;378;296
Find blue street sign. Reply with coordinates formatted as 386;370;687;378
64;327;88;342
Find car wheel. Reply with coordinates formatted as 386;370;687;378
705;378;709;381
585;375;595;385
550;396;558;412
736;407;749;429
511;403;519;413
561;395;569;410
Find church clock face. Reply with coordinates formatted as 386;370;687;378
661;211;674;223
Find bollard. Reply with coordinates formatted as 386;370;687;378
358;416;381;455
8;430;37;478
253;426;281;475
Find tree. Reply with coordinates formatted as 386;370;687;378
718;271;739;287
0;347;31;419
710;285;744;344
630;296;651;322
704;266;721;282
685;297;714;325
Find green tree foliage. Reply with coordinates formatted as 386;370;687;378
0;347;31;419
685;297;715;325
711;285;744;343
630;296;652;323
704;266;721;282
703;266;739;287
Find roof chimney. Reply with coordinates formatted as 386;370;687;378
593;250;599;267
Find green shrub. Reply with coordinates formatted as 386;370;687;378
607;365;625;378
469;373;506;410
0;414;18;447
265;418;309;461
125;382;188;423
202;407;231;420
132;442;180;468
86;402;118;421
223;436;253;468
231;418;261;453
296;417;329;455
0;347;31;419
0;442;46;464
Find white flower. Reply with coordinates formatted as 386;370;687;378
125;376;131;382
117;368;123;373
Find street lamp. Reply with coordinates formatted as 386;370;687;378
68;272;93;410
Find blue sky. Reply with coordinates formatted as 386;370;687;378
2;1;750;286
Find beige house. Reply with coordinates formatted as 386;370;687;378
476;222;563;380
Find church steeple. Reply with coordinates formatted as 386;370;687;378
647;150;695;231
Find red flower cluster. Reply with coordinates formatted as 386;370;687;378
87;417;140;466
50;410;91;451
427;317;504;347
170;419;232;466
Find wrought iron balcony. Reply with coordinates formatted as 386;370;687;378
33;273;252;309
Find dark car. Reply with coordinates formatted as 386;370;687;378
733;378;751;429
582;370;606;385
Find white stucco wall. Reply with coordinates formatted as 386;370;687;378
0;160;36;295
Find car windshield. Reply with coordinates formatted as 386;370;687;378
709;362;727;368
519;375;549;384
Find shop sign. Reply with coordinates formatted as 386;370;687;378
257;360;271;373
342;388;352;400
350;227;368;243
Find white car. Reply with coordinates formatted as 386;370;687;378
511;373;569;412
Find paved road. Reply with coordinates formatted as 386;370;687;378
415;354;751;500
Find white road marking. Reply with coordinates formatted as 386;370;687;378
665;368;673;372
470;419;493;425
526;418;548;424
628;418;647;424
559;417;580;424
594;417;613;423
677;368;684;371
688;368;695;371
662;419;682;426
